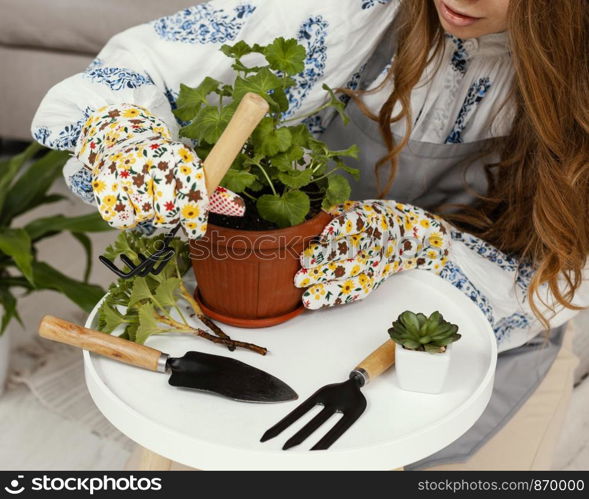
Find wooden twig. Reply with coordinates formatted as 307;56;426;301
157;315;267;356
179;282;235;350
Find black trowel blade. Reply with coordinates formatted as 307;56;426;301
167;351;298;403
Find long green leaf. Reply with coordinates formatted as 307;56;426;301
31;261;104;313
1;149;70;224
0;228;34;284
0;287;23;335
0;142;44;215
71;232;93;283
24;213;111;242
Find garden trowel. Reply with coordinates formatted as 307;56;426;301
38;315;297;403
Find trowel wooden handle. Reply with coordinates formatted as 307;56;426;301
352;339;396;384
38;315;166;373
202;92;269;194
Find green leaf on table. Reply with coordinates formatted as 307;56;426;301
257;191;310;228
322;174;352;210
0;228;34;285
136;303;161;345
251;119;292;157
174;79;221;122
277;169;314;189
154;277;181;309
98;301;127;334
128;277;153;308
31;261;104;313
1;149;70;224
24;213;111;242
264;37;306;76
221;169;257;193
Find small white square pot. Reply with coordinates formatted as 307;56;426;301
395;342;452;394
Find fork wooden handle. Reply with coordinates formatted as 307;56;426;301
352;339;396;384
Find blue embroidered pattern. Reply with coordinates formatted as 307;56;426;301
32;107;94;151
68;168;95;205
152;4;256;44
302;115;325;137
339;63;367;105
447;35;470;74
361;0;390;9
439;261;532;344
445;77;492;144
450;229;536;297
450;230;518;272
493;313;532;344
282;16;329;120
83;59;154;91
440;261;495;325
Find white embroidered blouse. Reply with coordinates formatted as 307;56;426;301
30;0;589;353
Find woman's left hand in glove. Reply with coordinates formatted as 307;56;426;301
294;200;450;309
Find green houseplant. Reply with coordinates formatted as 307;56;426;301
0;142;114;333
0;142;113;393
178;37;360;327
388;311;462;394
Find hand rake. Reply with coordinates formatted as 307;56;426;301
261;340;396;450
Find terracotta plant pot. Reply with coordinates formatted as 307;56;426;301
190;211;332;328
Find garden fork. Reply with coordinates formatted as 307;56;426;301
261;340;396;450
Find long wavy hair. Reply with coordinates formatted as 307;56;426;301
340;0;589;326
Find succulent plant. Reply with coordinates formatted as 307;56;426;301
388;311;461;353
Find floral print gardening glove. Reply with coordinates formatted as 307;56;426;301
295;200;450;309
75;104;245;238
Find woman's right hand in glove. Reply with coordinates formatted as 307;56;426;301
75;103;245;239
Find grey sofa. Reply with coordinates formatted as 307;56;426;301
0;0;202;141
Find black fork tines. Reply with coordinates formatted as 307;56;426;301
261;378;367;451
99;225;180;279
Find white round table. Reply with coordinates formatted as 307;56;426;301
83;270;497;471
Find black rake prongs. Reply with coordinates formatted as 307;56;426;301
261;376;368;451
99;225;181;279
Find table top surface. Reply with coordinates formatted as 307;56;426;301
84;270;497;470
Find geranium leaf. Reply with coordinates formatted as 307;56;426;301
221;169;257;193
257;191;310;228
128;277;153;308
322;174;352;210
264;37;306;76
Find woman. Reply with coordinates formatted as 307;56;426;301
31;0;584;469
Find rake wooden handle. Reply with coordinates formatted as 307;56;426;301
202;92;269;194
353;339;396;384
38;315;167;372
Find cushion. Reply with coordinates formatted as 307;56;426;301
0;0;204;55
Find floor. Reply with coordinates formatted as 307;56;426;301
1;142;588;470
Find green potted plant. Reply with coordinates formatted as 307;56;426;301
177;37;359;327
388;311;462;394
0;143;112;395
